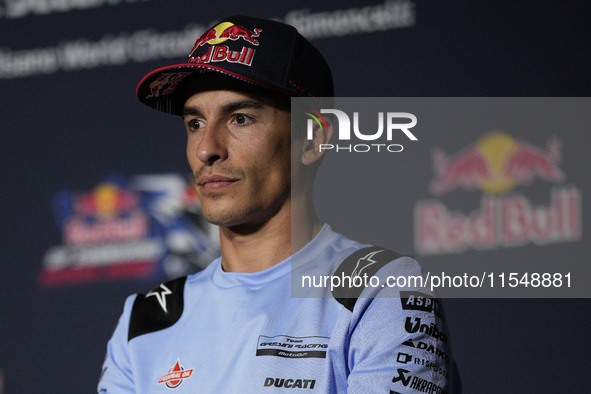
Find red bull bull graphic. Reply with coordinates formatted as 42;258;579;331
146;72;191;99
39;174;219;287
192;27;219;49
415;132;582;255
429;132;564;195
190;22;262;50
188;22;262;67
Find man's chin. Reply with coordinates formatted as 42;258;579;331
202;207;247;228
202;209;271;234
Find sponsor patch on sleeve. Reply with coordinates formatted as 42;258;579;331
400;291;445;320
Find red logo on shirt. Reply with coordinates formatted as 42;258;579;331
158;359;193;389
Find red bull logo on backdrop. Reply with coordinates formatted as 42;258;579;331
415;132;582;255
429;132;564;195
39;174;220;287
188;22;262;67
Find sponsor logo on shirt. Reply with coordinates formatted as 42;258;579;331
158;359;193;389
396;352;448;378
404;317;447;344
402;338;450;363
400;291;445;320
256;335;330;359
391;368;448;394
263;377;316;389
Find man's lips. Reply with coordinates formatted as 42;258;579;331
197;175;239;192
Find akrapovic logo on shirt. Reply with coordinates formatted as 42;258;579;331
256;335;329;359
392;368;448;394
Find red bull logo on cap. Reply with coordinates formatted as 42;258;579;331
188;22;262;67
191;22;262;50
146;72;192;99
415;132;581;255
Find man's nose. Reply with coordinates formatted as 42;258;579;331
195;125;228;165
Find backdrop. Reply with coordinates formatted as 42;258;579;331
1;0;589;392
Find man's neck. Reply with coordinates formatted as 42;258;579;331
217;204;322;273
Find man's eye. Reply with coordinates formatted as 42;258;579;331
186;119;204;131
233;114;253;126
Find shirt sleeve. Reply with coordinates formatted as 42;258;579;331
345;257;454;393
97;295;137;393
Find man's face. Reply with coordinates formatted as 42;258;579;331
183;75;292;228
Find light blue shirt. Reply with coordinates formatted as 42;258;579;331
99;225;453;393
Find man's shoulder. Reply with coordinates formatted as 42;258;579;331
320;226;418;279
329;245;415;311
126;257;219;341
127;276;188;341
297;225;424;307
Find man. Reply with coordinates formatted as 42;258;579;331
99;15;454;393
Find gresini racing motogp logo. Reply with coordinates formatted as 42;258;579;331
304;108;417;153
158;359;193;389
256;335;330;359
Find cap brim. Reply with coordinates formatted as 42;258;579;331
136;63;296;116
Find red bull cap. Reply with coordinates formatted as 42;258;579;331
136;15;334;116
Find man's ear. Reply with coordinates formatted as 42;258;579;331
301;120;334;165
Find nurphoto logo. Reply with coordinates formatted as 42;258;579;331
304;108;417;153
